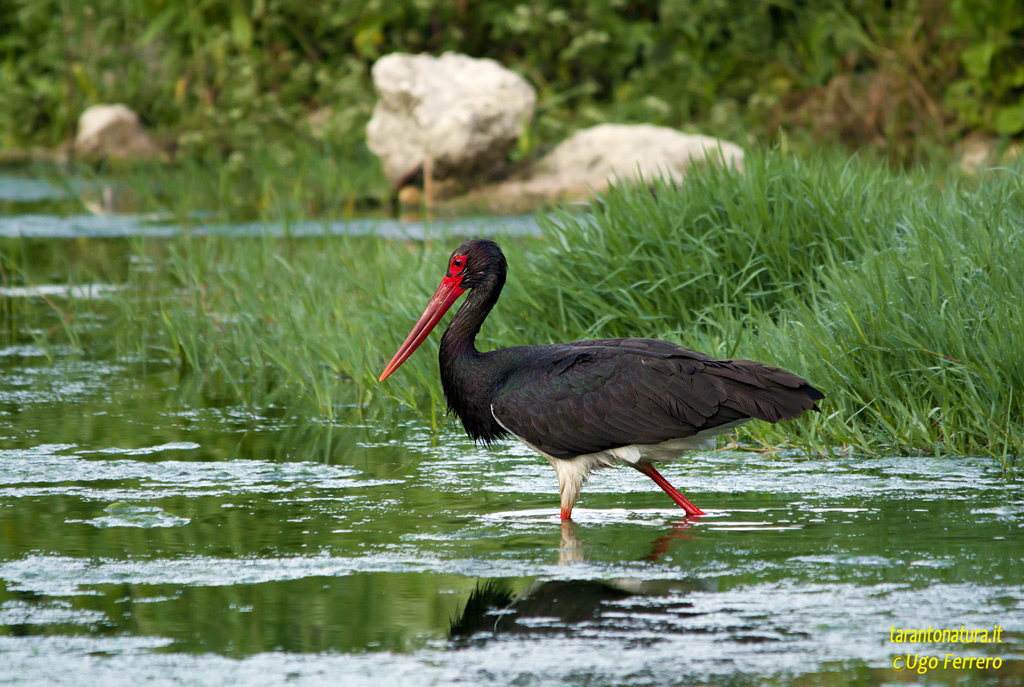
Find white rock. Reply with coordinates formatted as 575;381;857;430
366;52;536;187
955;134;1023;174
74;104;160;159
532;124;743;193
459;124;744;211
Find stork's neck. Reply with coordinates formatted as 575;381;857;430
438;267;507;442
439;265;504;359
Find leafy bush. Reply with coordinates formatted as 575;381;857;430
946;0;1024;135
1;1;1021;158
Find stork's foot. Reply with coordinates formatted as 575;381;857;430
635;463;705;516
560;506;573;521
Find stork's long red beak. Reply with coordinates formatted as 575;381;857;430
379;275;466;382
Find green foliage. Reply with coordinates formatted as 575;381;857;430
0;0;376;153
0;1;1020;159
98;150;1023;467
947;0;1024;135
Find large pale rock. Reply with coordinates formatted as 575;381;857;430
462;124;744;210
534;124;743;194
74;104;160;159
956;134;1021;174
366;52;536;188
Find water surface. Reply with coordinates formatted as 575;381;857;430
0;174;1021;686
1;321;1021;686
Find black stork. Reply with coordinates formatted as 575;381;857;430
379;239;824;520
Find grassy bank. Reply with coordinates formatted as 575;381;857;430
98;150;1023;468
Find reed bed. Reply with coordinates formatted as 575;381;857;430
109;150;1023;468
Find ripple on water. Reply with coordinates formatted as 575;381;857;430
0;443;399;502
0;175;70;202
0;283;120;299
0;600;107;627
76;442;201;456
66;503;191;528
434;438;1016;506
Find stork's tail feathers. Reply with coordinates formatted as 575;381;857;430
708;360;824;424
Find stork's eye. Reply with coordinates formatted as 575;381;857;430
449;256;467;275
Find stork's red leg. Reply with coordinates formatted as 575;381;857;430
635;463;705;516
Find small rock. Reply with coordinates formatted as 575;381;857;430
397;185;422;207
305;106;334;140
74;104;161;160
366;52;537;189
957;134;1021;174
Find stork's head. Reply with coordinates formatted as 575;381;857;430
378;239;506;381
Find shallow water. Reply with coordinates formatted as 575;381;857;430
1;310;1022;686
1;175;1022;685
0;170;542;240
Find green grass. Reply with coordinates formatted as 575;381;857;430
104;149;1023;469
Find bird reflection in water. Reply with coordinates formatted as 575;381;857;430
450;519;703;642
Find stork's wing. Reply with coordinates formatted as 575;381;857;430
490;338;822;460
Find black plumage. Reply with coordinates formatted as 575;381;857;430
488;338;822;460
380;239;824;519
